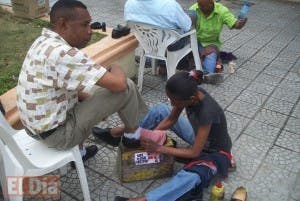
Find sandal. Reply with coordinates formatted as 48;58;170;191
230;186;247;201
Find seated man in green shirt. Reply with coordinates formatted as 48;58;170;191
189;0;247;82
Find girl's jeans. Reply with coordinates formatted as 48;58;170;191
138;103;204;201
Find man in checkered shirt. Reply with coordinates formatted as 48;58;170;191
17;0;148;162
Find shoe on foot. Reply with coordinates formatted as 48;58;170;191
71;145;98;168
203;73;224;84
92;127;121;147
82;145;98;162
230;186;247;201
114;196;129;201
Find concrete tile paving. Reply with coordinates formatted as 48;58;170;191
1;0;299;200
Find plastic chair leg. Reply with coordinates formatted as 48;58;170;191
73;148;91;201
190;34;202;71
166;57;178;79
138;53;146;92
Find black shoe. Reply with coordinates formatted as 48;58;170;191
114;196;129;201
90;22;102;29
71;145;98;168
92;127;121;147
101;22;106;32
122;136;140;149
112;24;130;39
82;145;98;162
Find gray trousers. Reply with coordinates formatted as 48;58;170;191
42;79;148;150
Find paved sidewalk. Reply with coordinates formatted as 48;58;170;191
1;0;300;201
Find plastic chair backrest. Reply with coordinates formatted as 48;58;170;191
0;113;35;169
128;21;182;60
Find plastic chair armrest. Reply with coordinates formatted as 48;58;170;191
177;29;196;39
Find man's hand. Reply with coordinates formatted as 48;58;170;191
78;92;90;101
233;18;247;29
140;138;161;152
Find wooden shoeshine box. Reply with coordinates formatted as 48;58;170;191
117;136;175;183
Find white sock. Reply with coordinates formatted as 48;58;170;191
124;127;141;140
80;146;87;157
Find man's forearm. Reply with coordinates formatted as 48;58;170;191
108;64;126;78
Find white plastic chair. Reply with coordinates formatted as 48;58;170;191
128;21;202;92
0;113;91;201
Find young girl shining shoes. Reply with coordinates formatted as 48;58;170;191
115;70;235;201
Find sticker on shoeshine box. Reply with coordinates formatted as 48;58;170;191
134;152;160;165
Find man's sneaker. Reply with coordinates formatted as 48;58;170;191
114;196;129;201
92;127;121;147
71;145;98;168
203;73;224;84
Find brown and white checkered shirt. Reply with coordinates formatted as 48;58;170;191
17;28;107;134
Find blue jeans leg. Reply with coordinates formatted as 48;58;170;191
146;170;201;201
198;43;218;73
203;52;217;73
139;103;195;145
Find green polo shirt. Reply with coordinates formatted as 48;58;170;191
189;2;237;48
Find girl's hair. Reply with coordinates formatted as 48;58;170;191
166;70;203;100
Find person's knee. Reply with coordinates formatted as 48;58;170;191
207;52;217;60
203;52;217;73
153;103;170;114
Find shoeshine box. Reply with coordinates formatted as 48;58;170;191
12;0;49;19
117;136;175;183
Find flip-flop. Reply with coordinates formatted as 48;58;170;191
230;186;247;201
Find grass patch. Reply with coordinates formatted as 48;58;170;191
0;8;106;94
